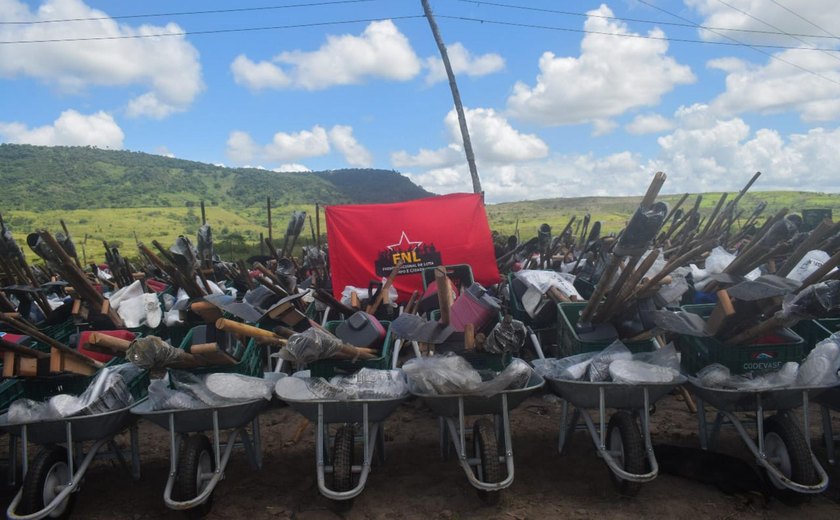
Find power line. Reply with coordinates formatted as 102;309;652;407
712;0;840;64
767;0;840;39
457;0;840;41
635;0;840;88
434;14;840;53
0;0;375;25
0;15;425;45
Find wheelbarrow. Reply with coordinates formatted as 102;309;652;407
685;379;831;501
0;365;149;520
280;389;408;509
410;369;544;504
131;396;270;518
545;374;685;496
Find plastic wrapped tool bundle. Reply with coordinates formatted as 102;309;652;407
781;280;840;320
8;364;142;423
279;327;343;364
148;370;275;411
483;316;527;355
126;336;186;369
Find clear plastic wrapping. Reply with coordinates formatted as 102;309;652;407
483;318;527;355
278;327;343;364
273;369;409;401
532;352;596;381
588;340;632;382
608;359;680;384
403;354;534;396
148;370;274;411
329;368;409;400
474;359;533;397
8;364;141;423
796;335;840;387
403;354;482;395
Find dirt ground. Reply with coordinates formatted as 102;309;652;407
3;386;840;520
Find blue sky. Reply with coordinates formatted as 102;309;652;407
2;0;840;203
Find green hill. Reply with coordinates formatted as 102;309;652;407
0;144;432;211
2;143;838;262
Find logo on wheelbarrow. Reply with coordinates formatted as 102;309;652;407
751;351;777;360
373;231;441;276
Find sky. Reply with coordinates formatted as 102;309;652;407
2;0;840;204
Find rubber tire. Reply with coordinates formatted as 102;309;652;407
174;435;215;519
606;411;645;497
332;424;355;511
473;418;502;506
19;445;76;519
762;413;818;505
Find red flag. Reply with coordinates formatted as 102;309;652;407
326;193;500;302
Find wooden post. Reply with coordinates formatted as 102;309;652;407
421;0;481;194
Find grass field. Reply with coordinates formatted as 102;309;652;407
5;191;839;264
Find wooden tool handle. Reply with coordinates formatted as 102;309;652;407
435;267;451;326
366;258;405;314
216;318;275;338
88;332;132;352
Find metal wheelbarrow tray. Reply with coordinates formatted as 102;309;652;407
280;393;410;506
131;397;270;515
684;379;832;497
0;400;146;520
410;372;545;505
544;374;686;497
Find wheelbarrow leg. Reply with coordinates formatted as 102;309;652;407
696;398;708;450
820;405;835;466
558;399;580;455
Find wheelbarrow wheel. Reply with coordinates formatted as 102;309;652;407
331;424;355;512
606;412;644;497
762;413;818;505
473;418;502;505
19;445;76;520
175;434;215;519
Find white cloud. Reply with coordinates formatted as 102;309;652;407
0;0;203;118
154;145;175;158
404;151;649;203
707;49;840;121
398;101;840;202
391;145;463;169
328;125;373;167
226;124;374;167
230;54;290;91
393;107;547;171
506;5;694;128
650;122;840;193
591;119;618;136
0;109;124;148
226;131;260;164
686;0;840;47
265;126;330;162
424;42;505;84
445;107;549;163
272;163;311;172
626;113;675;135
231;20;421;91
